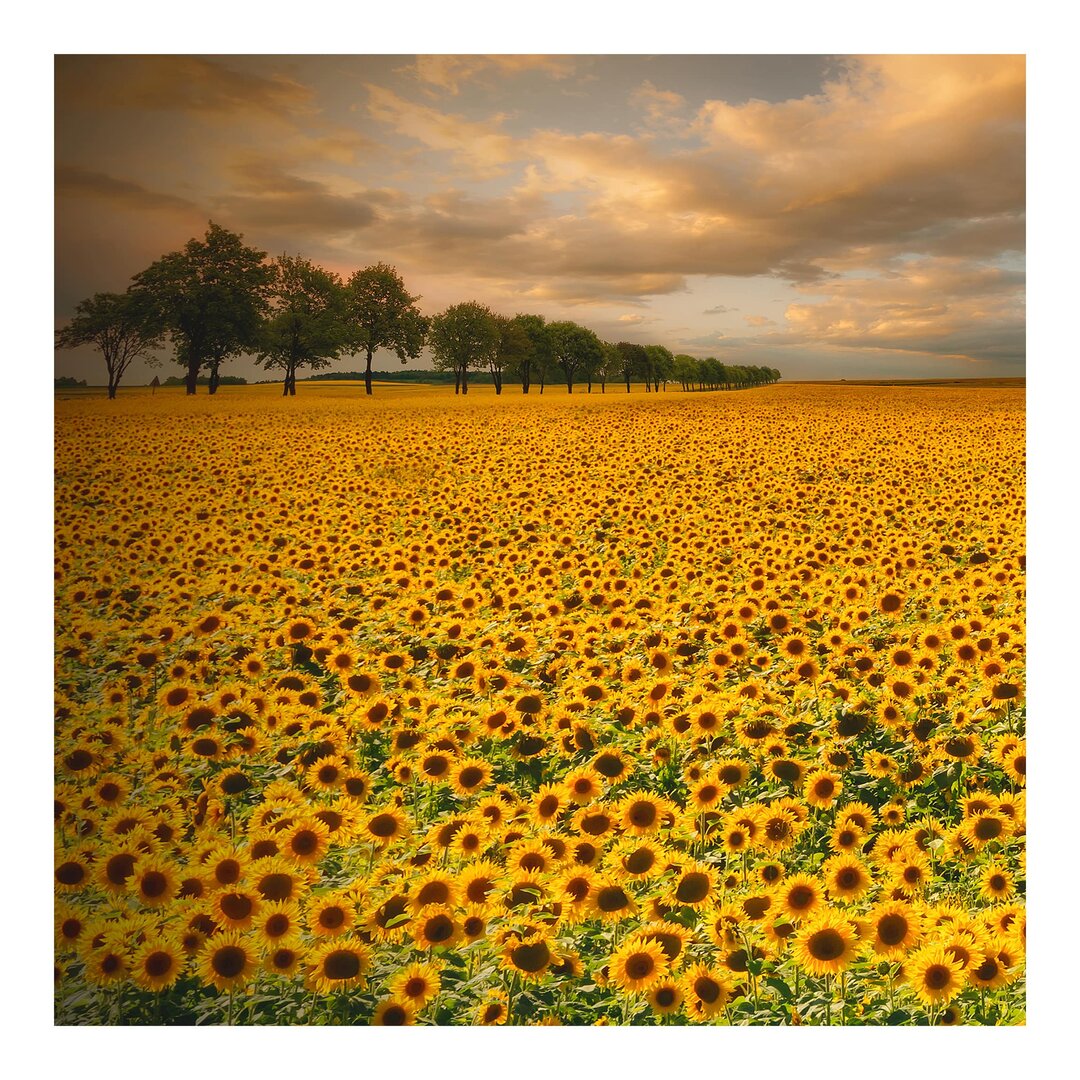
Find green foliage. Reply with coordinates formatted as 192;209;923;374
129;222;274;392
257;255;348;394
55;290;162;397
343;264;428;393
548;320;604;392
429;302;501;393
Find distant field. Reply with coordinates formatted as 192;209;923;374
787;377;1025;388
55;375;1026;401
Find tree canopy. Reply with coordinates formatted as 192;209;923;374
548;321;604;394
55;290;162;399
344;264;428;396
429;302;501;395
129;222;273;394
257;255;348;396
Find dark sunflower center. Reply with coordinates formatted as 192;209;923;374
597;886;630;912
511;940;551;973
211;945;246;978
808;928;846;961
878;914;908;946
323;950;361;980
626;953;655;980
676;873;711;904
145;951;173;978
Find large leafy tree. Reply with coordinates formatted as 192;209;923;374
615;341;648;393
55;291;162;399
256;256;348;396
644;344;675;392
343;264;428;396
429;302;500;395
548;321;604;394
491;315;530;396
130;222;273;394
506;313;553;394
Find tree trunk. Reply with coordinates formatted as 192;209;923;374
107;379;117;400
522;363;530;394
461;364;469;395
454;370;461;394
601;380;606;394
625;373;631;393
539;372;545;395
494;372;502;394
566;378;573;394
208;363;221;395
364;347;374;396
185;356;199;395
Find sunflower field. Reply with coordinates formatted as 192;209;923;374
54;382;1025;1025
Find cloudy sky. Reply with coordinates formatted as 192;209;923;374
54;53;1025;381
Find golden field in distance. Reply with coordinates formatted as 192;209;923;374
54;383;1025;1025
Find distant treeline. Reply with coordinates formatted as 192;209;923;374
162;375;248;387
55;376;88;388
55;221;781;399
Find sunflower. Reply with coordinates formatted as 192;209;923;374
264;944;305;978
804;770;842;809
562;766;604;805
250;856;310;903
409;871;458;912
962;812;1009;851
592;748;632;783
590;879;638;923
759;806;802;852
905;944;965;1007
475;992;509;1025
979;863;1017;904
211;887;262;931
96;842;144;894
54;845;95;893
372;999;416;1025
412;907;462;950
450;758;491;798
969;951;1010;991
859;901;923;958
531;783;567;826
131;935;185;992
305;754;346;793
608;935;669;994
388;960;442;1008
682;963;732;1021
502;932;556;981
131;854;180;908
198;931;259;992
305;937;371;994
611;838;663;882
647;980;685;1016
84;945;129;987
793;910;859;976
892;852;931;897
363;805;410;848
670;861;717;908
255;899;302;948
776;873;823;920
308;891;356;936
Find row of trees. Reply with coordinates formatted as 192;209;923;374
55;222;781;398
